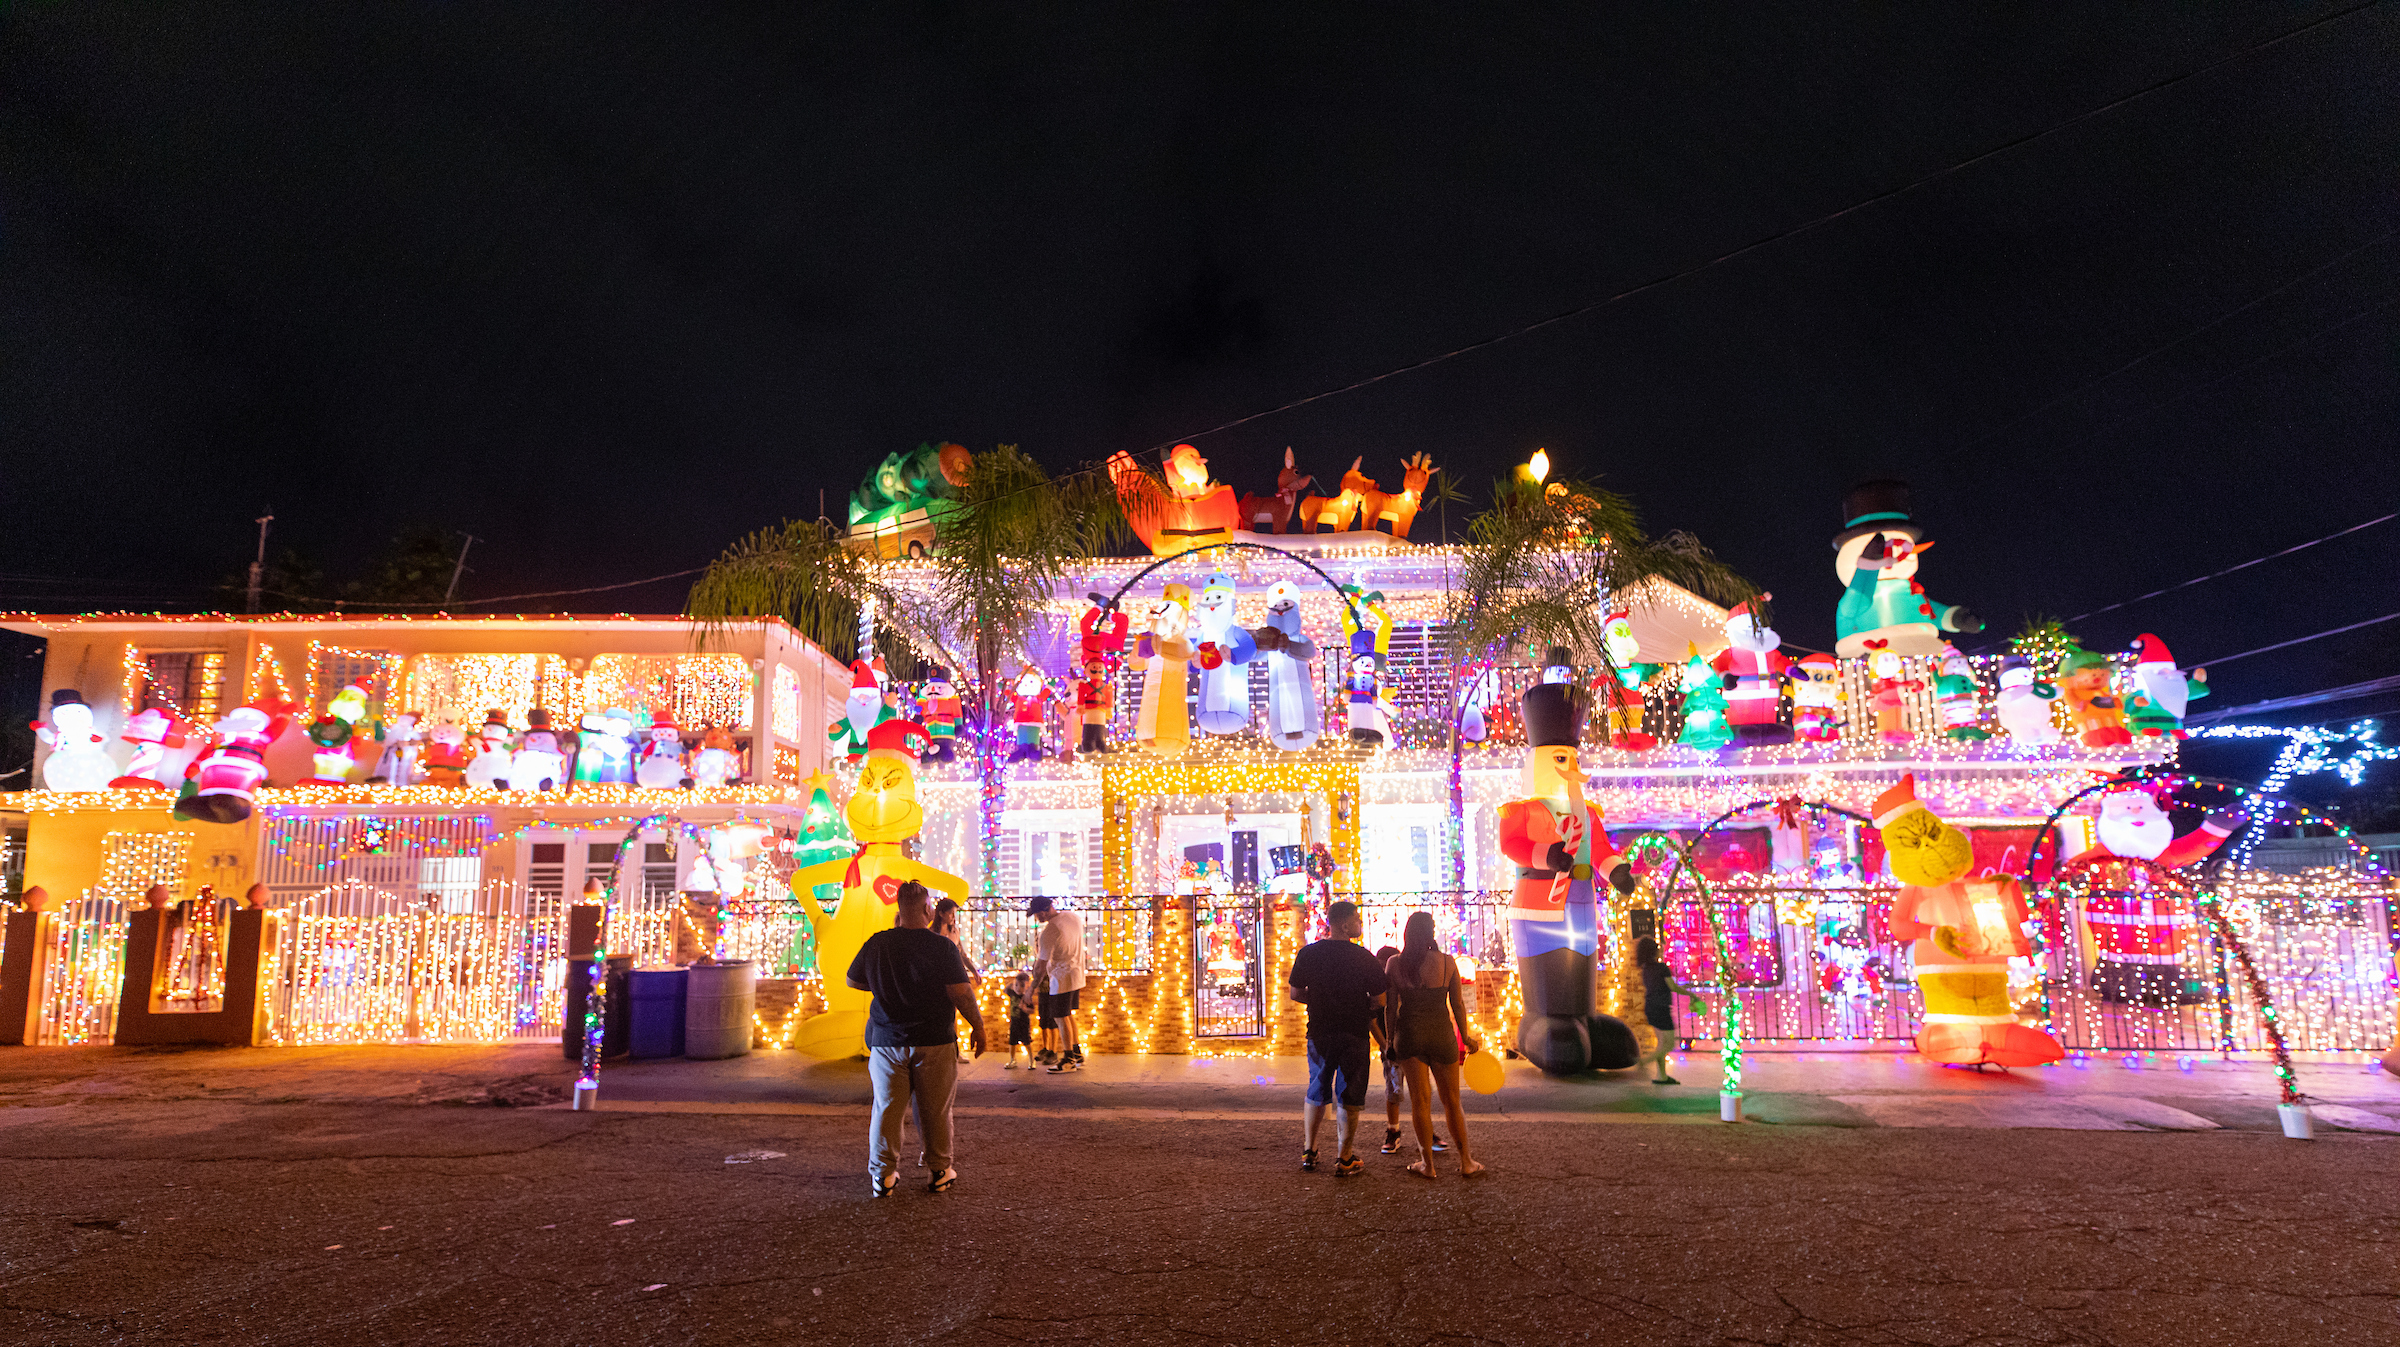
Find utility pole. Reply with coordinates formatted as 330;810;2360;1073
245;511;274;614
444;534;478;605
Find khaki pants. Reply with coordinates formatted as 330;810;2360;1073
868;1045;958;1183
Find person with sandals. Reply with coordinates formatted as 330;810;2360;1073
1372;943;1446;1159
1286;900;1388;1178
848;881;985;1198
1634;936;1709;1085
1384;911;1486;1179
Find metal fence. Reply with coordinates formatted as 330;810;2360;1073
34;892;130;1045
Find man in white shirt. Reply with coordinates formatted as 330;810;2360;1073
1025;896;1087;1073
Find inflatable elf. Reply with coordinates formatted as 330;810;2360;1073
1497;666;1639;1074
787;719;968;1057
1599;609;1657;750
1876;775;2063;1067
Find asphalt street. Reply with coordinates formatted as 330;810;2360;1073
2;1047;2397;1345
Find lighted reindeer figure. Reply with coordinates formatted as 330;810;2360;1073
1298;457;1375;533
1237;448;1316;534
1366;452;1438;540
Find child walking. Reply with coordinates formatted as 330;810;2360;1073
1004;971;1036;1069
1635;936;1709;1084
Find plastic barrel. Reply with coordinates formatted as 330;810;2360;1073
684;960;757;1059
601;955;635;1059
628;967;689;1058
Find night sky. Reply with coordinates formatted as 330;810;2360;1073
4;4;2397;788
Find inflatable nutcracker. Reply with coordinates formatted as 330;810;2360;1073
787;718;968;1057
1711;599;1791;745
1877;775;2063;1066
111;707;193;790
1497;669;1639;1074
174;697;301;825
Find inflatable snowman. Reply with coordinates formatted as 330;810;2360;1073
33;690;116;791
463;710;514;790
512;709;568;792
1832;481;1983;657
633;709;692;789
1993;656;2061;745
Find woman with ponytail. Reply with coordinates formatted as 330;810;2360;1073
1383;911;1485;1178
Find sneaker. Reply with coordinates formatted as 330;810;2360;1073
1300;1148;1319;1172
1334;1154;1364;1178
1047;1057;1078;1073
1432;1135;1449;1153
1379;1127;1403;1155
1003;1060;1020;1070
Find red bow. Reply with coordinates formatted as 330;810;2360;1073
1774;796;1803;830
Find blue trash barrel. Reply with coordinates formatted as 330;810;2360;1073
628;967;690;1058
684;960;756;1059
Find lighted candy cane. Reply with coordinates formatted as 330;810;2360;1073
1550;810;1585;908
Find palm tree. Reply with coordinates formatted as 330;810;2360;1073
1440;467;1758;887
687;444;1129;894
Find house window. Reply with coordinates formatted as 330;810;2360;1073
134;650;228;722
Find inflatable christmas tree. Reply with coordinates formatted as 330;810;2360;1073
1676;646;1735;750
794;770;854;914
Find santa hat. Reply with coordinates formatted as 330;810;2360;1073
1872;773;1932;829
122;708;190;748
2132;633;2174;665
1727;593;1772;620
849;660;879;691
647;705;677;734
863;719;930;761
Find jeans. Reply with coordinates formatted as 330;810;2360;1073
868;1045;958;1182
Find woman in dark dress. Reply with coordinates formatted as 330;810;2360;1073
1383;912;1485;1178
1634;936;1708;1084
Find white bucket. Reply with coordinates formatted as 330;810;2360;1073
2278;1102;2313;1139
571;1078;599;1111
1720;1091;1744;1123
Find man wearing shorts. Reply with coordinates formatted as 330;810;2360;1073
1026;896;1087;1073
1286;900;1387;1177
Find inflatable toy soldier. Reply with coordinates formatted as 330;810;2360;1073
1496;648;1640;1074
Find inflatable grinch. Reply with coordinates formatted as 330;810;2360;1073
1497;670;1639;1074
1876;775;2063;1067
788;719;969;1057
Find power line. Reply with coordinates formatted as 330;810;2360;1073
2186;673;2400;726
2067;511;2399;623
1950;229;2397;459
2193;609;2400;671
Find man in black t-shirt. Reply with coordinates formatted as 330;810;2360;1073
1286;900;1387;1177
847;880;986;1197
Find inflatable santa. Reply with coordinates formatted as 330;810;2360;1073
1710;598;1790;745
826;660;893;762
175;697;301;825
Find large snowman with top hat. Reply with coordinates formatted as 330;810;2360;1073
1832;479;1983;658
